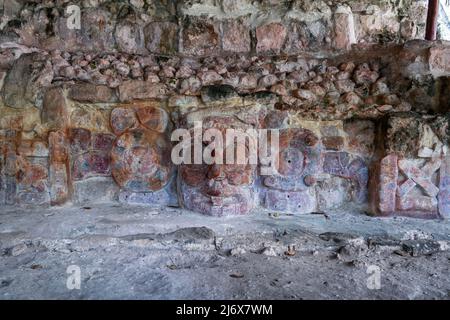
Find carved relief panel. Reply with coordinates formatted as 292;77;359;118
110;102;176;206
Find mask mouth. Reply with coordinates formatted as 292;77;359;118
209;195;249;213
210;196;224;206
203;179;235;197
182;185;255;216
263;175;310;192
206;189;222;197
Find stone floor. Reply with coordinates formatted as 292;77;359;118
1;204;450;300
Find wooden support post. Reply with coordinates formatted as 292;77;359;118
426;0;440;40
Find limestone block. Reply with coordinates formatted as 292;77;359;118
333;5;356;50
68;84;117;103
429;46;450;78
323;152;369;203
1;53;53;109
256;22;287;54
182;16;220;56
41;87;69;130
144;21;179;55
118;81;167;102
222;18;251;53
73;177;119;205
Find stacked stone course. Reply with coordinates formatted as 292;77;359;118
0;0;449;218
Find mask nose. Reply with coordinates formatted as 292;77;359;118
207;164;225;181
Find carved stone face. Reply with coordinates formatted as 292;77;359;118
110;104;174;193
178;116;257;216
262;128;322;213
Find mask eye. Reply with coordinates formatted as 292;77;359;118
278;148;304;176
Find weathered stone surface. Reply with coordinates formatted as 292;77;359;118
119;189;178;207
353;63;379;85
72;177;119;205
41;87;68;130
175;65;194;79
387;116;421;157
439;156;450;219
49;162;68;205
317;177;352;211
265;189;316;213
429;46;450;78
397;194;437;212
16;187;50;206
401;240;443;257
135;105;169;133
378;154;398;214
293;89;316;101
110;107;140;136
323;152;368;203
80;8;116;52
111;129;173;192
341;92;362;105
282;21;308;54
333;5;356;50
385;114;445;158
288;70;310;83
92;133;115;152
200;85;239;104
237;73;258;91
0;0;430;58
182;17;220;56
118;81;167;102
17;141;49;158
179;116;257;216
115;21;145;54
1;2;447;215
179;76;202;95
49;131;69;163
400;19;416;39
262;128;322;213
323;136;344;151
16;158;47;187
48;130;69;205
398;159;440;198
16;157;50;206
144;22;179;55
334;79;355;93
4;175;17;205
344;119;375;157
222;19;251;53
70;105;112;133
372;153;444;218
198;70;223;86
180;162;256;216
256;23;287;54
1;53;53;109
0;155;4;204
258;75;278;88
72;151;111;181
69;128;91;155
68;84;117;103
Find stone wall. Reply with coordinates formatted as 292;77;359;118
0;0;449;219
0;0;429;56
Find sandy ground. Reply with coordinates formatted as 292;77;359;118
0;203;450;300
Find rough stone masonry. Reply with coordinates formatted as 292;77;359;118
0;0;449;219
